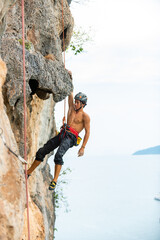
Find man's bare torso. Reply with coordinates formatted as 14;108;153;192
67;109;85;133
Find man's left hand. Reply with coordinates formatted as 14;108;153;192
78;147;84;157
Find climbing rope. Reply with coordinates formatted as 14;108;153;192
61;0;67;125
0;128;27;164
21;0;31;239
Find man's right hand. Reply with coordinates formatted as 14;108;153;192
78;147;84;157
66;70;72;80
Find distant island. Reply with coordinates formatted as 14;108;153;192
133;145;160;155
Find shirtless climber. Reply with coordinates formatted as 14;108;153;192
27;71;90;191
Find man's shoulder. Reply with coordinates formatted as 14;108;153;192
83;111;90;121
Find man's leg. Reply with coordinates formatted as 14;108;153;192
27;135;60;176
49;164;62;190
53;164;62;183
49;135;74;190
27;160;41;175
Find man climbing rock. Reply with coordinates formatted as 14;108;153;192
27;71;90;191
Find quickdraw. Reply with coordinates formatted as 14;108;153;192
0;128;27;164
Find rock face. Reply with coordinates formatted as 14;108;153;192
1;0;74;156
0;0;74;239
0;0;17;36
0;58;26;239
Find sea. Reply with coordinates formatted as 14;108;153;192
48;154;160;240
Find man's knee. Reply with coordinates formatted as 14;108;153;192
35;148;45;162
36;158;43;162
54;152;64;165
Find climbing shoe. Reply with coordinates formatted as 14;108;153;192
49;180;56;191
24;170;31;179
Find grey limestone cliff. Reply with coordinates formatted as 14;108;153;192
0;0;74;239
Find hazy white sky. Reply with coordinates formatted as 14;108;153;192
54;2;160;239
55;0;160;155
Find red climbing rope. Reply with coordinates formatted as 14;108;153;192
61;0;65;66
21;0;30;239
61;0;67;125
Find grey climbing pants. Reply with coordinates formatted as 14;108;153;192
35;130;77;165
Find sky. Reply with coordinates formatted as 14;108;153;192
55;0;160;155
54;1;160;239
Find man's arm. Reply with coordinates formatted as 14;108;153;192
67;70;74;110
68;92;74;110
78;114;90;157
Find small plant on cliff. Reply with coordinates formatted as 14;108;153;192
18;39;32;50
67;26;93;55
72;0;90;5
54;167;72;213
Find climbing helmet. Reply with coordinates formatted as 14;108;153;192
74;92;87;106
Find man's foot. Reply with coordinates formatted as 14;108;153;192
49;180;56;191
24;170;31;179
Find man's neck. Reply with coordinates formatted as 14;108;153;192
75;107;83;113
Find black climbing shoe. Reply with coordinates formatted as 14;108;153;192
49;180;56;191
24;170;31;179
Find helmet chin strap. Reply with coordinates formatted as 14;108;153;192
75;102;83;112
75;106;82;112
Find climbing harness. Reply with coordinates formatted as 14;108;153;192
61;124;79;138
0;128;27;164
60;124;82;146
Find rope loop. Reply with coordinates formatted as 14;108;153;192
21;0;30;239
61;0;67;125
0;127;27;164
